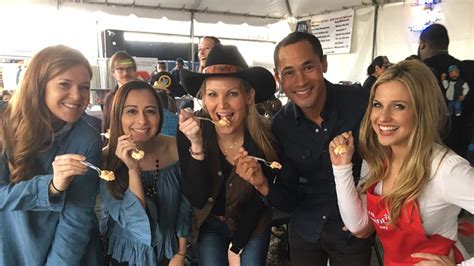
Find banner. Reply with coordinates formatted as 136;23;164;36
310;9;354;54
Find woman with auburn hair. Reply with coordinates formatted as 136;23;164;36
329;60;473;265
0;45;102;265
101;80;191;266
178;44;278;266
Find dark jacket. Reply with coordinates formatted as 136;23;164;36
176;111;273;247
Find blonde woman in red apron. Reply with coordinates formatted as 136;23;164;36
329;60;474;266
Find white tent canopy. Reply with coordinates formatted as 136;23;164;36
60;0;402;25
0;0;473;88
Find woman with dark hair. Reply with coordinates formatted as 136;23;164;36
362;55;392;95
178;44;278;266
0;45;102;265
101;80;191;266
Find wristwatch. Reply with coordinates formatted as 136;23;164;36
229;243;243;255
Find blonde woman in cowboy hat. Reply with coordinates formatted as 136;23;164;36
177;44;279;266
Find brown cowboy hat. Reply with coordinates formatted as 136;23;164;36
179;44;276;103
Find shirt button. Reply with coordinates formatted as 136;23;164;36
208;197;214;203
322;216;327;219
217;171;223;176
229;183;233;187
315;129;319;133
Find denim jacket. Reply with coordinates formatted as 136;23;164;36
0;116;103;266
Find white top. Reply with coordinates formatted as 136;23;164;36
332;144;474;265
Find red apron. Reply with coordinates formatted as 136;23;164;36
366;184;464;265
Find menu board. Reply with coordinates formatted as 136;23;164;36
310;9;354;54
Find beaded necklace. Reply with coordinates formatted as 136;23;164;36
145;150;160;198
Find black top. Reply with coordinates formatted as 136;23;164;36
169;69;187;98
177;114;274;250
267;80;368;244
362;75;377;95
210;151;232;216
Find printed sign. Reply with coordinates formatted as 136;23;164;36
310;9;354;54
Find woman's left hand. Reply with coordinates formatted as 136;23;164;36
411;249;455;266
233;148;266;188
228;248;241;266
168;253;185;266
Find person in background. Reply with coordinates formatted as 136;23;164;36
171;57;185;84
418;23;473;159
198;36;221;72
0;90;12;109
150;61;168;84
101;80;191;266
1;90;12;103
239;32;372;266
102;51;138;132
362;55;392;95
178;44;278;266
330;60;473;265
441;65;470;117
158;61;167;72
156;89;179;136
0;45;103;265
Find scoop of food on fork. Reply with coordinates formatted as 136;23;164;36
183;108;231;127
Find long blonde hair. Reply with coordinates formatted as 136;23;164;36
0;45;92;183
199;78;278;161
359;60;447;224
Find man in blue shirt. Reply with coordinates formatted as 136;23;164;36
243;32;372;265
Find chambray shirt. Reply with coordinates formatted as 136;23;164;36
0;116;103;266
267;81;367;244
100;162;191;265
161;110;178;136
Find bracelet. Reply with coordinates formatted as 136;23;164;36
176;252;186;256
189;147;204;156
50;179;65;194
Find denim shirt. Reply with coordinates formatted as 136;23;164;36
267;81;367;244
100;161;192;265
0;116;103;266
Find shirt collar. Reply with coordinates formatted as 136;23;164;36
291;79;336;125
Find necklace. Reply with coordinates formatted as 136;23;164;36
220;137;243;157
145;146;160;198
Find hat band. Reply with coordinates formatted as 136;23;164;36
203;64;245;74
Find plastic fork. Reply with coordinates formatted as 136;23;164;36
248;156;282;169
80;161;102;175
194;116;221;126
183;108;225;127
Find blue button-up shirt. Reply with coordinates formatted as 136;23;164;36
0;116;103;266
267;81;367;244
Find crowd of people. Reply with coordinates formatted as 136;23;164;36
0;23;472;266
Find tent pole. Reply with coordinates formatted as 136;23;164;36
371;3;379;59
190;11;195;70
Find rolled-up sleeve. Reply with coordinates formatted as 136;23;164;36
46;139;102;266
175;194;192;238
100;182;152;245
